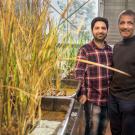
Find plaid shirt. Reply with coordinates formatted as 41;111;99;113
75;40;113;106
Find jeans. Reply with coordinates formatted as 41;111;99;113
84;102;108;135
109;94;135;135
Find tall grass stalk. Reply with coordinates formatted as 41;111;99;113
0;0;85;134
0;0;68;134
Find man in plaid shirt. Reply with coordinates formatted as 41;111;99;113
75;17;113;135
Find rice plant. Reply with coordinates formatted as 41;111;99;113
0;0;71;134
0;0;90;134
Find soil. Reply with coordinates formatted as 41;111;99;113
41;111;66;122
1;126;18;135
65;88;76;96
44;87;76;96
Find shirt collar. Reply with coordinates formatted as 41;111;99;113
122;35;135;43
89;39;108;50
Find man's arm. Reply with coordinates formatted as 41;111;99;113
75;47;87;104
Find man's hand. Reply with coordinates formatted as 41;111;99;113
79;95;87;104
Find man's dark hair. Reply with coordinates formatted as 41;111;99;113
91;17;109;30
118;9;135;23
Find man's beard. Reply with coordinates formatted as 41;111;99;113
93;35;107;42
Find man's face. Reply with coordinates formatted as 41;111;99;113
119;15;135;39
92;21;108;42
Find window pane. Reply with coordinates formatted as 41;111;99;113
49;0;98;43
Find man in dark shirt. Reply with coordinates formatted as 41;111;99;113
109;9;135;135
75;17;112;135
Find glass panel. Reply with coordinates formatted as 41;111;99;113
49;0;98;43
